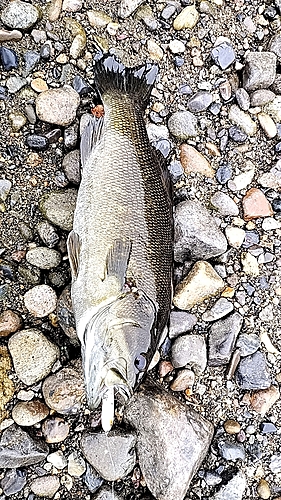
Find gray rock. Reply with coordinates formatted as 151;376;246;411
211;191;239;216
119;0;145;18
0;425;48;468
202;298;234;322
169;311;197;339
26;247;61;270
208;312;243;366
270;454;281;473
171;334;207;373
42;417;70;444
235;88;250;111
42;364;85;414
1;469;26;496
64;121;79;148
211;41;235;69
57;285;77;342
37;221;59;248
124;381;213;500
243;52;277;91
236;333;260;356
62;150;81;185
24;51;40;74
39;189;77;231
8;328;59;385
36;87;80;127
6;76;27;94
235;351;271;390
229;125;248;143
168;111;198;139
174;200;227;263
218;441;246;461
213;472;247;500
80;429;136;481
187;92;213;113
93;486;123;500
269;33;281;62
83;464;104;494
250;89;276;107
1;0;40;30
30;476;60;498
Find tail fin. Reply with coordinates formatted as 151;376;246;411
94;54;158;108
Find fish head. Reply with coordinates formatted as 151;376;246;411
82;291;157;410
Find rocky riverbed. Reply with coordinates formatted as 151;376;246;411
0;0;281;499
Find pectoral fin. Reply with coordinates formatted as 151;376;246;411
67;230;81;279
106;238;132;290
80;114;104;169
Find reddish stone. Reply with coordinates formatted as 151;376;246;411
180;144;215;178
242;188;273;221
250;385;279;414
0;310;22;337
158;361;173;378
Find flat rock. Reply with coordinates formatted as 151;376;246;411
42;364;85;414
174;200;227;263
187;92;213;113
213;472;247;500
0;310;22;337
8;328;59;385
243;52;277;91
30;476;60;498
36;87;80;126
202;298;234;322
171;334;207;373
1;0;40;30
81;429;136;481
180;144;214;177
168;111;198;139
208;312;243;366
236;333;260;356
26;247;61;270
87;9;112;27
236;351;271;390
124;381;214;500
242;188;273;220
12;400;49;426
0;425;48;468
39;189;77;231
212;41;236;70
228;164;255;191
68;451;86;477
169;311;197;339
218;440;246;461
173;261;225;310
1;468;26;496
24;284;57;317
0;28;22;41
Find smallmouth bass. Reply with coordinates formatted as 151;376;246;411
67;55;173;431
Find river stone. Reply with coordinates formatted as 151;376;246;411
1;468;26;496
213;472;247;500
42;364;85;414
42;417;70;443
81;429;137;481
0;28;22;41
6;75;27;93
0;425;48;468
202;297;234;322
26;247;61;270
229;105;257;136
0;309;22;337
208;312;243;366
124;381;213;500
173;4;199;30
1;0;40;30
0;347;15;423
8;328;59;385
57;285;77;342
47;450;67;469
236;333;260;356
12;400;49;426
218;441;246;461
173;261;225;310
171;334;207;373
83;464;104;494
187;92;213;113
243;52;277;91
236;351;271;390
250;89;275;107
169;311;197;339
174;200;227;263
62;149;81;184
37;221;59;248
168;111;198;139
39;189;77;231
211;192;239;216
36;87;80;126
24;284;57;317
30;476;60;498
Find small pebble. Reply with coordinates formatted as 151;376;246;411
31;476;60;498
24;285;57;317
257;479;271;499
0;47;18;70
0;310;22;337
223;419;241;435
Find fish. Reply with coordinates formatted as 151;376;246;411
67;55;173;431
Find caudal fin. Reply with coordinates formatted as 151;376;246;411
94;54;158;108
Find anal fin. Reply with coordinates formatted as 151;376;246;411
106;238;132;290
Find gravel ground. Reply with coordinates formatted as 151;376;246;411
0;0;281;499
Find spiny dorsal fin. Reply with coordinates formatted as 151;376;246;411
106;238;132;290
67;230;81;279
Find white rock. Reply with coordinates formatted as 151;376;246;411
47;451;67;469
241;252;259;277
265;95;281;122
173;5;199;30
211;192;239;216
62;0;82;12
228;166;255;191
229;105;257;136
262;217;281;231
225;226;245;248
258;112;277;138
119;0;144;18
36;87;80;127
169;39;185;54
67;452;86;477
24;285;57;318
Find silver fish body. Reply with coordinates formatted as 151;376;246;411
67;56;173;418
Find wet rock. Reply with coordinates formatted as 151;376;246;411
0;347;15;422
1;0;40;30
250;385;280;414
62;150;81;185
68;452;86;477
0;310;22;337
36;87;80;127
218;440;246;460
211;191;239;216
242;188;273;220
12;400;49;426
180;144;214;177
251;89;275;107
229;105;257;136
124;381;213;500
57;285;77;342
235;88;250;111
211;41;236;69
83;464;104;494
42;417;70;443
202;298;233;322
24;285;57;317
213;472;247;500
0;29;22;41
174;200;227;263
169;311;197;339
236;351;271;390
30;476;60;498
208;312;243;366
243;52;277;91
42;364;85;414
0;425;48;467
119;0;145;18
225;226;245;248
81;429;136;481
6;76;27;94
37;221;59;248
168;111;198;139
170;369;195;391
39;189;77;231
0;47;18;71
173;5;199;30
1;469;26;496
236;333;260;356
173;261;225;310
223;419;241;434
171;334;207;373
8;328;59;385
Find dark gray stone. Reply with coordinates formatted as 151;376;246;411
26;135;48;150
236;333;260;356
62;150;81;185
216;164;232;185
64;122;79;149
72;75;92;95
57;285;77;342
124;381;214;500
37;221;59;248
235;88;250;111
80;429;136;481
235;351;271;390
0;425;48;468
218;441;246;461
187;91;213;113
211;41;235;70
169;311;197;339
208;312;243;366
0;47;18;71
243;52;277;91
83;464;104;494
202;298;233;322
1;469;26;496
229;126;248;143
23;51;40;74
174;200;227;263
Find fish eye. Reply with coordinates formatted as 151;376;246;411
134;354;147;372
